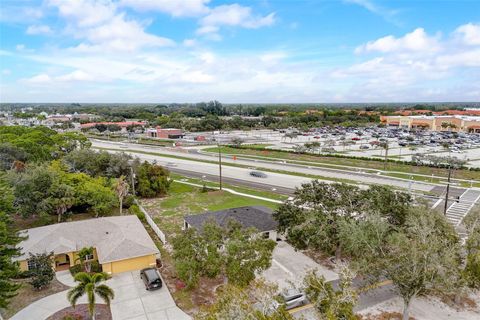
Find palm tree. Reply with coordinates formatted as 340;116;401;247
49;183;75;223
67;272;114;320
76;247;94;273
114;176;129;215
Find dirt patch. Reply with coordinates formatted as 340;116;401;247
46;304;112;320
360;312;415;320
439;293;478;311
157;247;224;315
1;278;69;319
303;249;338;270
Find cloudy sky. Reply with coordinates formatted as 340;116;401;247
0;0;479;103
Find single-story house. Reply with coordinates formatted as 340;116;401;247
15;216;159;274
184;206;279;241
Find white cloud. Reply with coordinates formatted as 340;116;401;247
344;0;400;25
55;70;93;82
25;74;52;84
455;23;480;46
120;0;210;17
48;0;174;52
26;25;52;35
183;39;197;47
197;4;275;35
355;28;440;53
48;0;116;27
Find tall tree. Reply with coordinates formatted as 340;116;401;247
303;266;358;320
47;183;75;223
0;211;23;309
136;161;170;198
340;207;461;320
172;221;275;289
274;181;363;260
114;176;129;215
68;272;114;320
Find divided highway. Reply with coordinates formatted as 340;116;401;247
91;140;439;193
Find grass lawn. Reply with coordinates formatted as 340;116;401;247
1;278;69;319
204;146;480;185
139;181;280;239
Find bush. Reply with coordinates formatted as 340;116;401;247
69;264;83;276
129;204;145;222
123;194;135;208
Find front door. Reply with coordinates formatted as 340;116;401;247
55;254;71;271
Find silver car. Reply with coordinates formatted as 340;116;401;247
279;290;308;310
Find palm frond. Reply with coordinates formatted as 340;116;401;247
95;284;115;305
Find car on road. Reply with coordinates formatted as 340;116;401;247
250;171;267;178
279;290;309;310
166;162;177;167
140;268;163;291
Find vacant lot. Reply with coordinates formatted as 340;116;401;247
139;181;279;239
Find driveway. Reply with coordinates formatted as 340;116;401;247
263;241;338;290
11;270;190;320
107;271;190;320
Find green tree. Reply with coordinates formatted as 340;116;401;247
303;267;358;320
172;221;275;289
28;252;55;290
195;279;294;320
67;272;114;320
136;161;170;198
274;181;363;261
0;211;24;309
341;207;461;320
224;222;276;287
76;247;95;273
47;182;75;223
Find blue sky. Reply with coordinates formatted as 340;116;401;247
0;0;479;103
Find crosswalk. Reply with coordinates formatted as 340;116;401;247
445;188;480;227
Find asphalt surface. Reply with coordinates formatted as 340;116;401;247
91;140;438;192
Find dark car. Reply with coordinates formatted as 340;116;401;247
140;268;163;290
250;171;267;178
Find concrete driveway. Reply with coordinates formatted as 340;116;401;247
11;270;190;320
107;271;190;320
263;241;338;290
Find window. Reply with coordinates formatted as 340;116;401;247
27;259;38;270
84;253;94;261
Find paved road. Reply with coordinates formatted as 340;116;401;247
92;140;437;192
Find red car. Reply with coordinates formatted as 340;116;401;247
351;137;361;141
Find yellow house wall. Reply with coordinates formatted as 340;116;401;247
19;248;100;272
102;254;156;274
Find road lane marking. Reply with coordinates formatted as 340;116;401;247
272;259;294;277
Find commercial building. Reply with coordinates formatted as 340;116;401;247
146;127;184;139
15;216;160;275
380;115;480;133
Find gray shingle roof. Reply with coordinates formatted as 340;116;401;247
15;215;159;264
184;206;278;232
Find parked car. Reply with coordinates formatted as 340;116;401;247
250;171;267;178
140;268;163;290
279;290;308;310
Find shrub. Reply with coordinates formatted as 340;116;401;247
129;204;145;222
123;194;135;208
69;264;83;276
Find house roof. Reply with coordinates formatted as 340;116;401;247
184;206;278;232
15;216;159;264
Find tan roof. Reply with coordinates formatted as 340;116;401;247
16;216;159;264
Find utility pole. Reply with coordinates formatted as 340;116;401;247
218;144;223;190
443;165;452;216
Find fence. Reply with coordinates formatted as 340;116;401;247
135;200;167;244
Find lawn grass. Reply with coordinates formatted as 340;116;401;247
139;181;280;239
204;146;480;182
